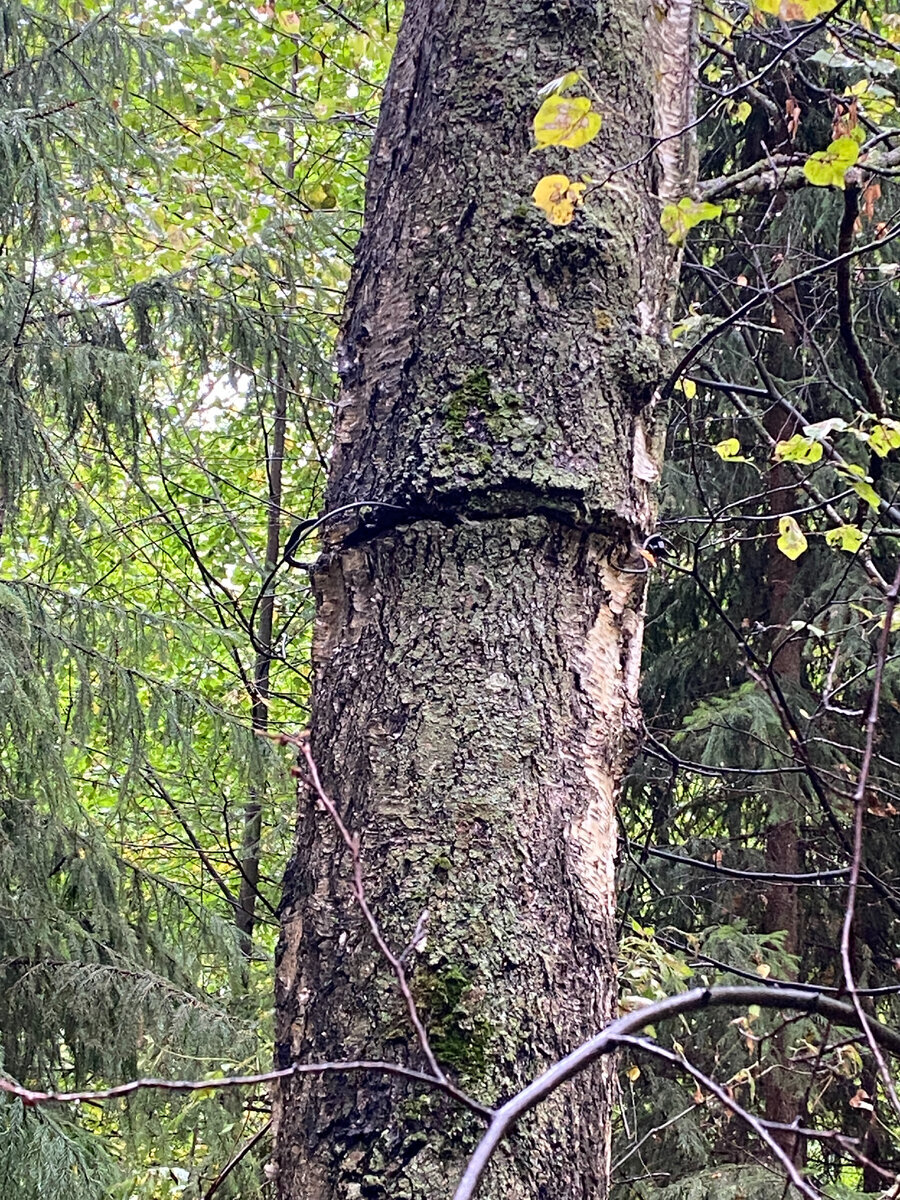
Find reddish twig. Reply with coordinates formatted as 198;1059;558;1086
0;1057;491;1119
276;732;448;1084
839;561;900;1118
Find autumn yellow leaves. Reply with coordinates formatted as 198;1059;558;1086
530;85;601;226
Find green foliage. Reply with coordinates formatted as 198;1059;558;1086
803;137;860;189
0;0;396;1191
4;0;900;1194
617;2;900;1195
660;199;723;246
0;1100;118;1200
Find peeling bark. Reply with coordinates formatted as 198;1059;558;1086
273;0;693;1194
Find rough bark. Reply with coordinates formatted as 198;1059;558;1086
273;0;691;1194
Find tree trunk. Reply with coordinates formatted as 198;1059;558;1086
273;0;692;1194
236;358;288;961
760;300;804;1158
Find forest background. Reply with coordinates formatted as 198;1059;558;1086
2;0;900;1197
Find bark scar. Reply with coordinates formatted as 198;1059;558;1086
568;562;646;924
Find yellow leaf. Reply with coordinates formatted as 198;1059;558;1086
851;479;881;511
660;197;723;246
825;525;865;553
538;70;582;96
626;1065;641;1081
777;516;808;560
867;423;900;457
714;437;746;462
804;136;859;189
533;95;602;149
753;0;832;18
532;174;586;226
757;963;771;978
278;9;300;32
773;434;823;464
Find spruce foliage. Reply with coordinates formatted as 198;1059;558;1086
616;4;900;1194
0;0;391;1192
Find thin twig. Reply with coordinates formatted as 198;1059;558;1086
617;1037;823;1200
295;736;448;1084
202;1119;271;1200
0;1058;490;1119
452;985;900;1200
644;845;849;884
839;561;900;1118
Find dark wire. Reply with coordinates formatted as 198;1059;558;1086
248;501;407;656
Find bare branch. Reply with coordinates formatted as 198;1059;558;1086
453;985;900;1200
839;561;900;1118
0;1058;491;1119
287;733;448;1084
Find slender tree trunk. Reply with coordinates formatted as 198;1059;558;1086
759;367;804;1158
273;0;693;1194
236;358;288;958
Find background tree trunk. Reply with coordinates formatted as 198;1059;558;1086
273;0;691;1194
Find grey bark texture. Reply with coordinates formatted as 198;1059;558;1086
273;0;688;1194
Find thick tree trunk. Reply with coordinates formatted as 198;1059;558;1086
273;0;692;1195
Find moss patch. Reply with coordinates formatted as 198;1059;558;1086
416;964;492;1080
445;366;492;434
444;367;523;440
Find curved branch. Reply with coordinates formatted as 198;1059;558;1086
453;985;900;1200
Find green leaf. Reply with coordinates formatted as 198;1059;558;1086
660;197;723;246
867;423;900;458
777;516;808;560
803;137;860;190
851;479;881;511
773;435;823;464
